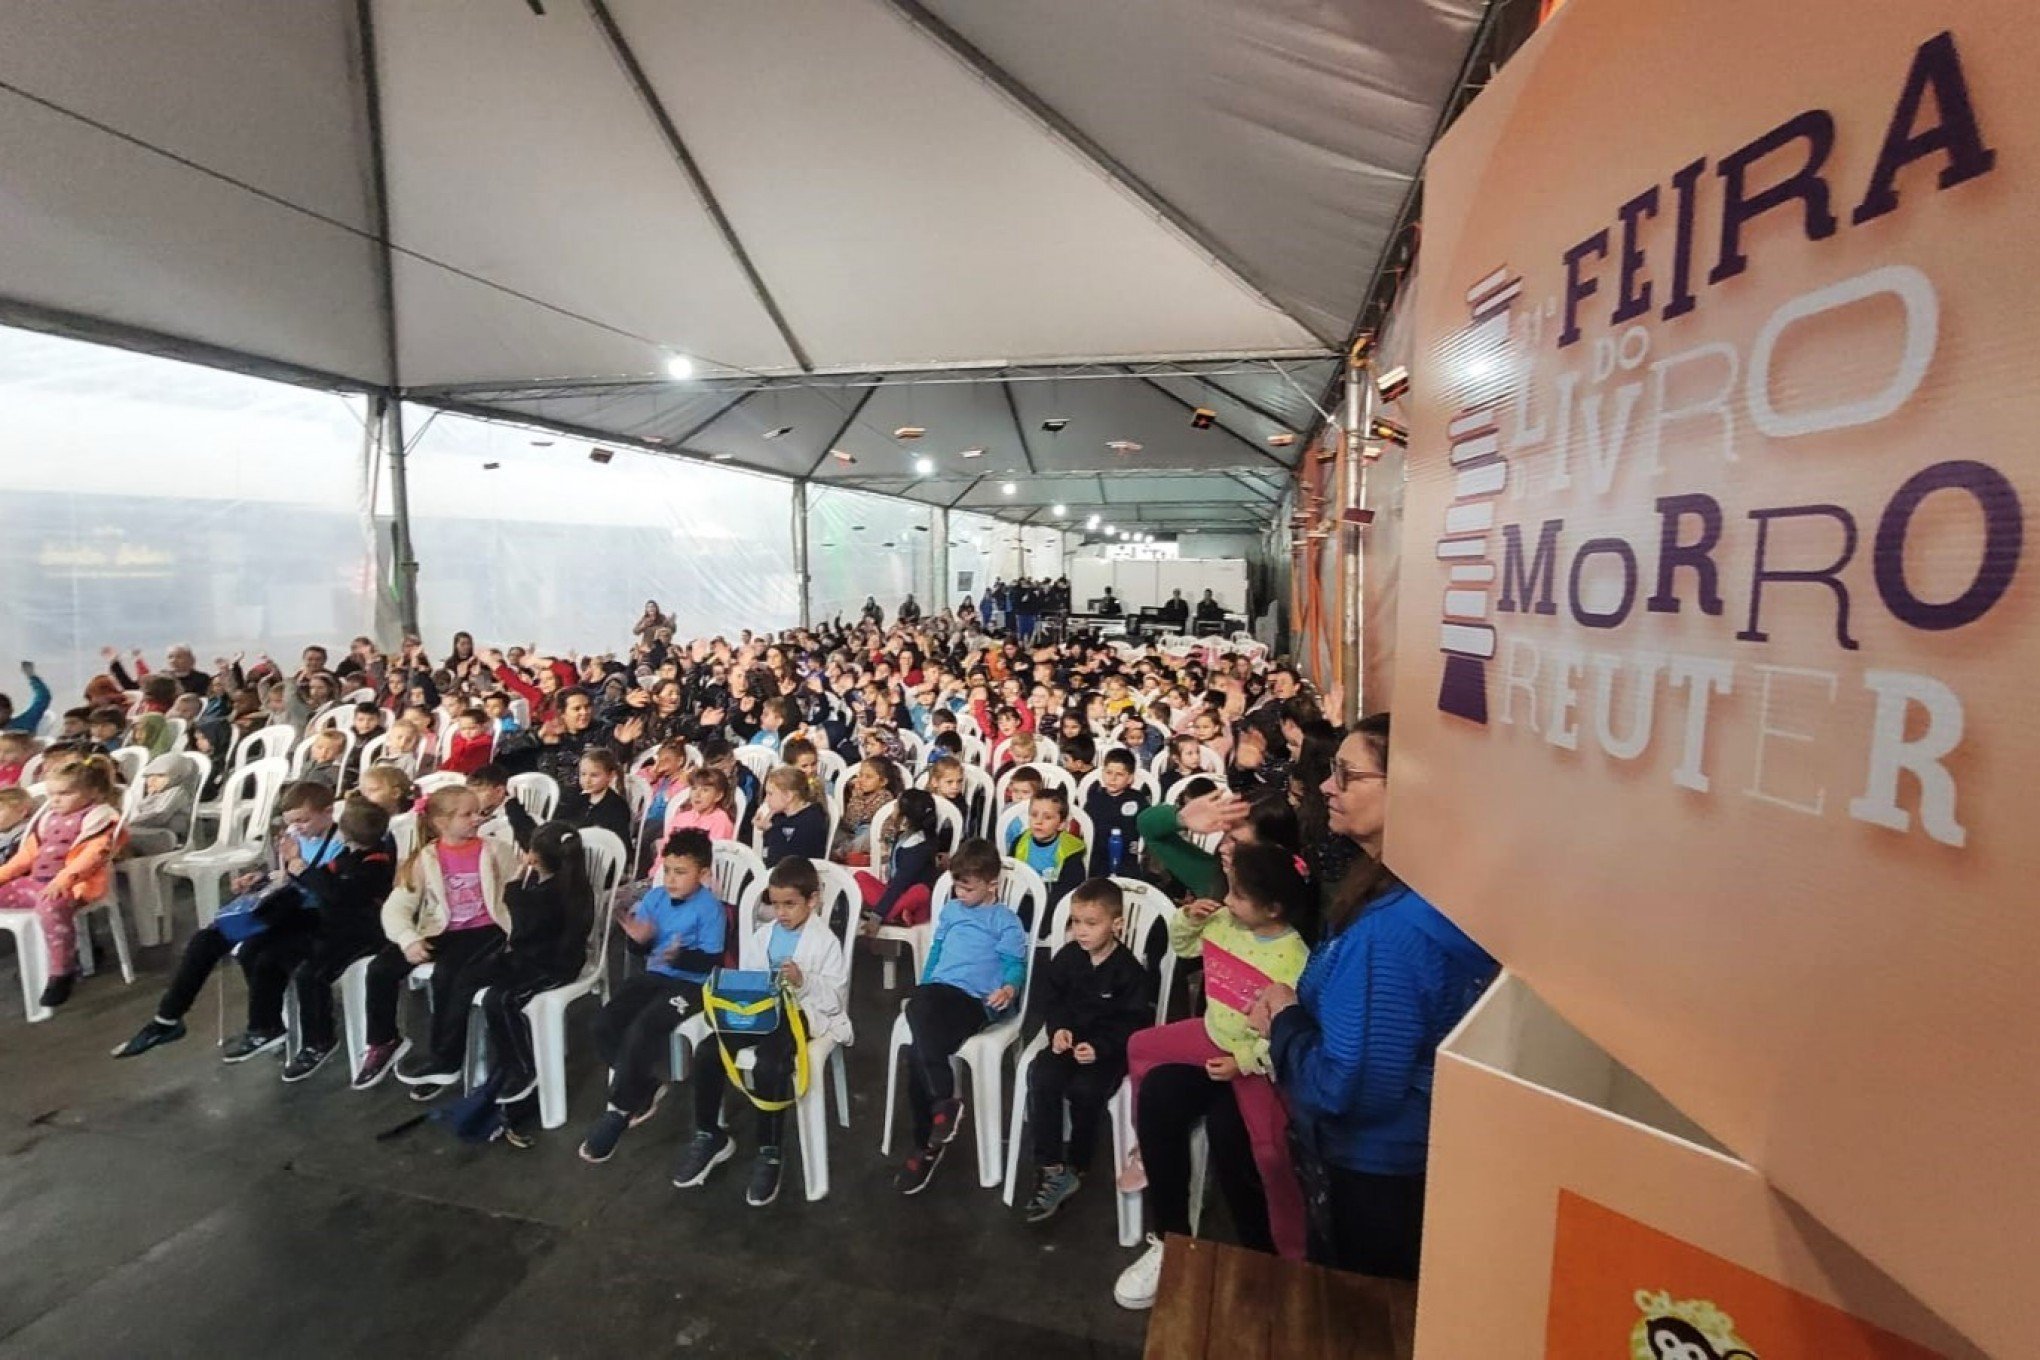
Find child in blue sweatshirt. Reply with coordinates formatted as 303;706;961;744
580;828;725;1163
895;838;1029;1194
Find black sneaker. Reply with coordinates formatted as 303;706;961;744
39;974;75;1009
502;1126;536;1150
281;1044;334;1083
495;1068;540;1105
395;1055;462;1087
895;1141;947;1195
628;1084;667;1128
746;1148;784;1207
579;1108;631;1164
671;1129;735;1188
111;1017;187;1058
408;1072;460;1103
351;1038;410;1090
220;1030;286;1064
1023;1166;1081;1224
929;1096;966;1146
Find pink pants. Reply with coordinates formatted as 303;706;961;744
0;880;81;976
1128;1018;1307;1260
856;871;932;927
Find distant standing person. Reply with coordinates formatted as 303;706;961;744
1194;590;1226;626
861;597;885;628
898;595;922;625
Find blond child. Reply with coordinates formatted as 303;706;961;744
0;755;125;1006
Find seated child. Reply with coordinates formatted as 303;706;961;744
1002;764;1044;811
124;752;198;855
580;829;724;1163
665;766;737;844
0;731;38;787
298;729;347;791
702;736;756;811
0;755;124;1007
278;796;398;1080
438;707;496;776
0;787;35;860
1003;788;1086;906
1124;843;1313;1262
112;780;345;1058
1157;733;1207;797
354;785;519;1095
746;696;792;752
560;748;633;846
460;819;597;1129
1082;749;1151;878
467;764;534;848
86;706;126;755
927;730;964;767
780;736;821;803
925;755;980;836
637;740;691;839
357;764;416;819
1020;877;1151;1223
994;728;1037;778
482;691;520;735
855;787;942;931
380;717;425;778
753;766;829;868
1059;733;1096;781
832;757;901;864
895;838;1028;1194
672;855;851;1206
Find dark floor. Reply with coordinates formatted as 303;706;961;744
0;908;1151;1359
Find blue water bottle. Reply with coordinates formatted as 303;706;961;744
1107;827;1125;873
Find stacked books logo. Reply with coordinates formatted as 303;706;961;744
1433;266;1521;724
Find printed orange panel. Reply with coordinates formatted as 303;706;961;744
1390;0;2037;1351
1546;1193;1944;1360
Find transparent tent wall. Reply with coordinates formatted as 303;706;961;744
806;486;933;624
399;408;799;653
947;513;1066;605
0;325;374;711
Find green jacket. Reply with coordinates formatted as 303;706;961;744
1136;803;1221;899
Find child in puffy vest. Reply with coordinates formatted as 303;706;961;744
0;754;125;1008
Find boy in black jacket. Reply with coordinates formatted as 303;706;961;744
280;796;399;1081
1021;877;1151;1223
1081;748;1151;879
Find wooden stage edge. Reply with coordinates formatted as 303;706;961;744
1144;1236;1417;1360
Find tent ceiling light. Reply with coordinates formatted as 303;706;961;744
530;439;554;447
711;451;735;462
664;353;695;381
1086;515;1101;530
1107;439;1142;453
1051;503;1067;517
1376;365;1410;402
913;456;935;476
589;448;614;464
894;426;926;440
960;447;985;459
1000;482;1017;495
482;461;501;470
1190;407;1217;429
1267;432;1297;447
1041;418;1069;433
830;448;855;464
762;426;794;440
1104;523;1116;534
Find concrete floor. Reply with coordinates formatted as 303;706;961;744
0;914;1152;1359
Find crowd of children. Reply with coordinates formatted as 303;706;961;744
0;604;1468;1310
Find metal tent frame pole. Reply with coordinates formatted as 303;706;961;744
793;480;812;628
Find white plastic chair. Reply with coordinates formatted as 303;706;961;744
1075;768;1162;814
711;840;767;924
1151;744;1224;779
879;860;1049;1188
109;745;149;792
994;762;1077;808
669;862;860;1201
353;732;389;774
163;757;290;927
896;728;927;767
507;772;560;822
118;750;212;945
733;744;778;790
163;716;189;751
233;724;297;771
1003;878;1180;1244
289;728;355;780
467;826;627;1129
416;771;467;797
1;808;137;1022
869;795;967;989
996;801;1094;862
815;748;849;800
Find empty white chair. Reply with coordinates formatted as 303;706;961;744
162;716;189;751
118;750;212;945
507;771;560;822
711;840;766;923
814;748;849;800
354;732;389;772
896;728;927;767
233;724;297;771
879;860;1049;1188
164;757;290;927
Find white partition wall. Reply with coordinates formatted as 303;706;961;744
807;486;934;624
401;408;799;652
0;327;375;706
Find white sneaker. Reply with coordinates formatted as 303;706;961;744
1113;1234;1166;1311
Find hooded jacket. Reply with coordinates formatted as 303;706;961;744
0;802;125;903
380;834;520;949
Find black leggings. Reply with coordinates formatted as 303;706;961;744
362;927;506;1056
466;954;575;1094
1026;1047;1125;1172
903;983;988;1147
289;929;385;1050
691;1017;802;1149
1137;1063;1272;1253
595;973;702;1116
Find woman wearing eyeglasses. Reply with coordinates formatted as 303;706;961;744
1245;713;1498;1281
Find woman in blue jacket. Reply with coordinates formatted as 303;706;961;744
1249;714;1496;1280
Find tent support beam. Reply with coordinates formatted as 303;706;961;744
584;0;815;372
946;475;987;509
1227;472;1281;505
793;480;812;627
664;387;758;449
882;0;1336;348
1195;375;1304;432
356;0;418;638
803;384;881;478
932;507;950;606
1000;381;1038;474
1126;371;1293;469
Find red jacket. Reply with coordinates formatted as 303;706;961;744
439;728;496;776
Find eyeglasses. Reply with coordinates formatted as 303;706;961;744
1332;763;1387;790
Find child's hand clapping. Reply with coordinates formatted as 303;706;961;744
1051;1028;1074;1054
1074;1042;1098;1065
617;906;655;946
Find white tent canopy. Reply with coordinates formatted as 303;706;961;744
0;0;1484;534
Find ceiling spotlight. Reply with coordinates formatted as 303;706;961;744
762;426;794;440
711;451;735;462
830;448;856;464
1190;407;1216;430
960;447;985;459
1106;439;1142;454
1369;417;1409;448
1376;365;1410;402
482;461;501;470
1001;482;1017;496
1104;523;1116;535
664;353;695;381
589;448;615;464
530;439;554;448
1267;432;1297;448
1041;418;1069;433
894;425;926;441
1086;515;1100;530
1051;503;1066;517
913;456;936;476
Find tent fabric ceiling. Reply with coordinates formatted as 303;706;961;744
0;0;1484;532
